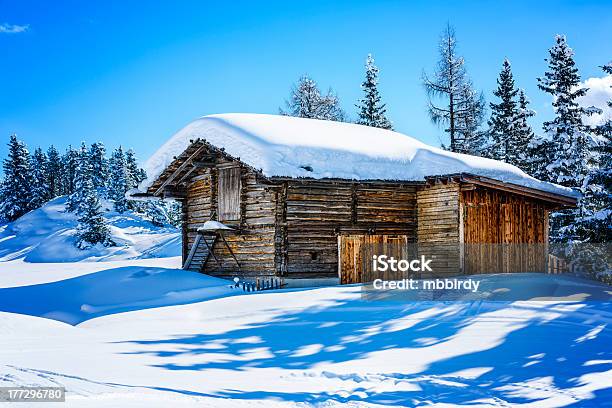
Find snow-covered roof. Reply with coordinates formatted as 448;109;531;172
140;113;577;198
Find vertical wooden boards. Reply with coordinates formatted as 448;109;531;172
416;183;461;277
461;187;550;273
218;166;241;222
339;234;408;284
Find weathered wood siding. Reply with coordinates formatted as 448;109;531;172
462;187;549;273
184;165;277;277
282;181;418;278
339;234;410;284
416;183;461;277
218;166;241;221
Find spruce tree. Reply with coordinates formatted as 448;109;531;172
108;146;129;213
456;83;487;155
575;62;612;242
75;166;112;249
65;143;90;214
145;200;168;227
537;35;591;187
46;145;63;198
0;135;32;221
125;148;146;189
356;54;392;130
61;146;78;195
514;90;538;173
280;75;345;121
89;142;108;191
537;35;594;241
29;147;50;209
487;59;519;162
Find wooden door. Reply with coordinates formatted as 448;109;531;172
339;235;408;284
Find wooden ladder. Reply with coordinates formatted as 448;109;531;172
183;233;218;272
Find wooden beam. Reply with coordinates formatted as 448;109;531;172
192;160;216;168
175;166;198;186
154;143;208;196
460;174;576;207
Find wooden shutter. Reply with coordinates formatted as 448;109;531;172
218;166;241;221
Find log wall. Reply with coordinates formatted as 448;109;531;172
184;165;278;277
282;180;419;278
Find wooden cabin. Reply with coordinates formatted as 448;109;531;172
136;114;577;283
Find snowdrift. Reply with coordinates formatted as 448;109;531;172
0;264;236;324
0;196;181;263
140;113;577;198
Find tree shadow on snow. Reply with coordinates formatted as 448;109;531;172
116;295;612;406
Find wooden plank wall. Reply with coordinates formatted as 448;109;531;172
184;165;278;277
462;188;548;273
416;183;461;277
283;181;418;278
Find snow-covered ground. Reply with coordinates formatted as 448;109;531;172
0;257;610;407
1;199;610;407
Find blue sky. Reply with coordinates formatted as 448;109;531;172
0;0;611;166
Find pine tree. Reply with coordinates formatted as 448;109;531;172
125;148;146;189
537;35;594;242
0;134;33;221
574;62;612;242
145;200;182;227
165;200;182;227
537;35;592;187
29;147;50;209
66;143;91;214
108;146;129;213
456;83;487;155
487;59;519;162
423;24;484;152
75;167;112;249
280;75;345;121
61;146;79;195
46;145;63;198
514;90;538;173
356;54;393;130
145;200;168;227
89;142;108;191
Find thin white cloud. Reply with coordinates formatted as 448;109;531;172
0;23;29;34
578;75;612;126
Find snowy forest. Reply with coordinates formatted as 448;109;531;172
281;28;611;245
0;138;180;249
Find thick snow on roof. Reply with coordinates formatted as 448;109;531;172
141;113;576;198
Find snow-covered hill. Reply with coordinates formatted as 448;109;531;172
0;196;181;263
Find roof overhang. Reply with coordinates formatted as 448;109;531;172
425;173;578;208
144;138;272;198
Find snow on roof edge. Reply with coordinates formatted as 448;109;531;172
139;113;578;199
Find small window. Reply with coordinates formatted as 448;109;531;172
218;166;241;222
